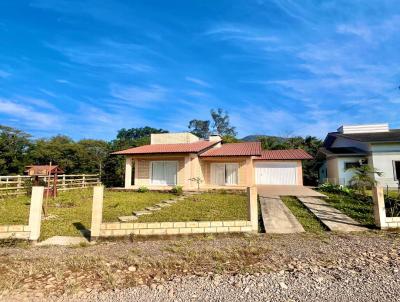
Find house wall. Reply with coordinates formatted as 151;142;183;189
133;155;186;187
324;157;366;186
200;157;251;186
369;143;400;188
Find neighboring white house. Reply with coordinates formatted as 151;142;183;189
318;123;400;188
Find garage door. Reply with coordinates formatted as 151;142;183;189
255;162;297;185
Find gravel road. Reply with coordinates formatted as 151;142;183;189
1;232;399;301
66;266;400;302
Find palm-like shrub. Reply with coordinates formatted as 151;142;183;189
348;165;382;195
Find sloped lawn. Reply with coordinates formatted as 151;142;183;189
321;192;375;228
0;189;174;240
137;193;248;222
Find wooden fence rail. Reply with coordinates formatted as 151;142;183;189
0;174;101;197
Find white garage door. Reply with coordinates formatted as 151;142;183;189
255;162;297;185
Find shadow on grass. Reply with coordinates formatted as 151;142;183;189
73;222;91;240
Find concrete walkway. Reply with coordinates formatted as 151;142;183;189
257;185;326;198
37;236;90;246
260;196;305;234
298;197;368;232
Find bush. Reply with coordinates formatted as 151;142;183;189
170;186;183;195
137;186;149;193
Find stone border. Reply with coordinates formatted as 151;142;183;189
91;186;258;240
0;186;44;241
99;220;253;236
0;225;30;239
373;186;400;229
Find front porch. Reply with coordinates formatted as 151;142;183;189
123;154;254;190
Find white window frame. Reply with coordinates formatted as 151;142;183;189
210;163;239;186
150;161;178;186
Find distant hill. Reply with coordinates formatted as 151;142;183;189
241;135;286;142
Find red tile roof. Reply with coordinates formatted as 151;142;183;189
200;142;262;157
257;149;313;160
112;141;218;155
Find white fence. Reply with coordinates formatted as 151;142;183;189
0;174;101;197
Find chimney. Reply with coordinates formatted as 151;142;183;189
208;134;222;147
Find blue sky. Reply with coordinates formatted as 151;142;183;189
0;0;399;140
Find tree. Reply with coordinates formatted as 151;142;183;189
114;126;168;149
188;119;210;139
76;139;109;176
103;126;169;187
0;125;31;175
257;135;323;185
210;108;237;137
348;165;383;195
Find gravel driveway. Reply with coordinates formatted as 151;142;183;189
1;231;399;301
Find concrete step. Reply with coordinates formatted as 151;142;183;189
132;210;152;216
155;203;171;208
119;215;138;222
162;199;178;204
145;206;162;211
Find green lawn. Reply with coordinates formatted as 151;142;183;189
281;196;327;233
137;193;248;222
321;192;375;228
0;190;248;240
0;189;174;240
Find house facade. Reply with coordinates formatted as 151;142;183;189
318;123;400;188
113;132;312;190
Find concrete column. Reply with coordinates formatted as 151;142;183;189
247;186;258;232
372;186;387;229
90;186;104;240
246;158;254;186
297;160;303;186
28;186;44;241
125;156;132;188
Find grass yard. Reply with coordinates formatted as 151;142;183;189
321;192;375;228
0;189;174;240
281;197;327;233
137;193;248;222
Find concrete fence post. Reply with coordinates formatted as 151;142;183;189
28;186;44;241
247;186;258;232
90;186;104;241
372;186;387;229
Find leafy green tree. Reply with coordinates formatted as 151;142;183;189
76;139;109;176
258;136;286;150
103;126;169;187
348;165;383;195
0;125;31;175
188;119;210;139
29;135;81;172
114;127;168;149
210;108;237;137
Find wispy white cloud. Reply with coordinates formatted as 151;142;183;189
0;98;59;128
185;76;211;87
109;84;167;107
55;79;70;84
46;39;156;74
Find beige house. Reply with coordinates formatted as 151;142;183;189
113;132;312;190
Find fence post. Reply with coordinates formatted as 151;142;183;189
90;186;104;241
247;186;258;232
82;175;86;188
28;186;44;241
62;174;66;190
372;186;387;229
